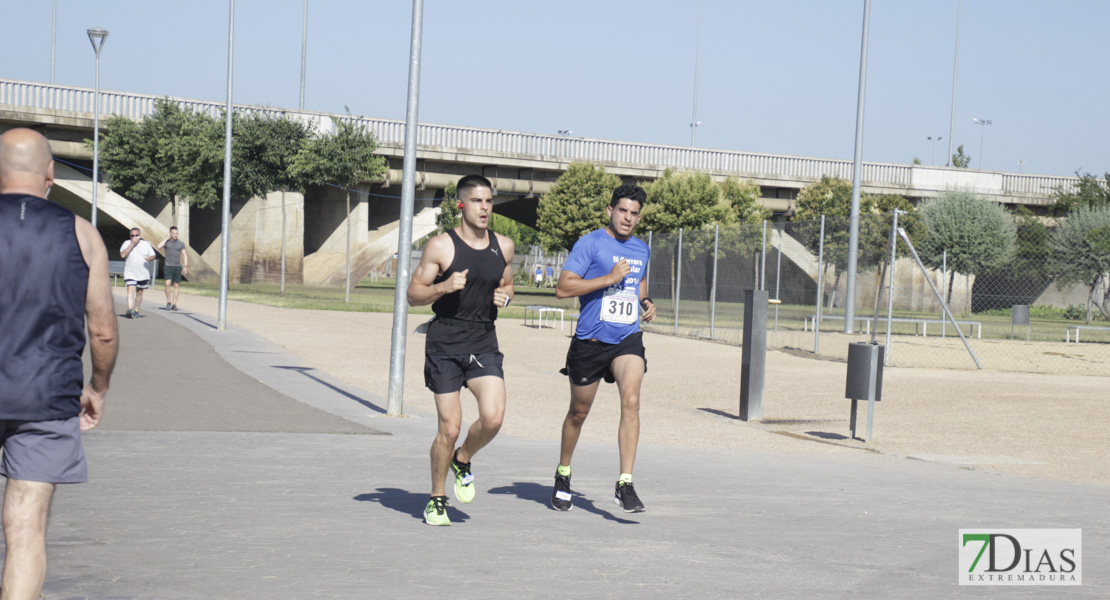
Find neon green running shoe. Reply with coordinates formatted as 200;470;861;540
451;453;476;504
424;496;450;526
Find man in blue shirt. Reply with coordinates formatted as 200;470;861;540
551;185;656;513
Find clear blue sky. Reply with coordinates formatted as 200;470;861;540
6;1;1107;177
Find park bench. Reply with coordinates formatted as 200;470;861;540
108;260;126;285
524;305;565;330
1065;325;1110;343
108;259;159;286
804;314;981;339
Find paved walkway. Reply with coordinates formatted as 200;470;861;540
22;297;1108;598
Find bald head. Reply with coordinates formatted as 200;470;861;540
0;128;55;197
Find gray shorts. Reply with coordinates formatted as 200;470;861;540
164;265;183;284
0;416;88;483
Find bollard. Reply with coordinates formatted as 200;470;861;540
845;342;884;441
1012;304;1030;341
740;289;768;421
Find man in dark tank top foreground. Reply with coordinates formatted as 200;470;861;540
0;128;118;599
407;175;515;526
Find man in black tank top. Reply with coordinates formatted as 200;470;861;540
0;128;119;597
407;175;515;526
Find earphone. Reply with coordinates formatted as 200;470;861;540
457;202;465;209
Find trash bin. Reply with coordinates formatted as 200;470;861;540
846;343;884;403
845;342;884;441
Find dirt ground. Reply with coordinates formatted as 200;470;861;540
168;291;1109;487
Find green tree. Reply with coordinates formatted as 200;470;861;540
864;194;922;319
491;214;540;250
536;162;621;251
96;99;221;223
1050;204;1110;322
918;189;1016;309
639;169;732;234
436;181;460;231
794;175;856;220
233;113;312;200
231;113;313;294
793;176;876;307
720;177;771;224
1052;171;1110;215
289;117;387;301
951;144;971;168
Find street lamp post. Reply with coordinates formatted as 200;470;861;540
51;1;58;83
87;27;109;229
972;117;991;169
946;0;962;166
299;0;308;110
689;0;702;146
927;136;943;165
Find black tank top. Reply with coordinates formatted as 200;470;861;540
0;194;89;420
426;229;507;355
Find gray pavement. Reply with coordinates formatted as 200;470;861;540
17;299;1109;598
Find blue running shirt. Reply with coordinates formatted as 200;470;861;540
562;228;650;344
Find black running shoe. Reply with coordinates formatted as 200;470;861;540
614;481;645;513
551;471;573;511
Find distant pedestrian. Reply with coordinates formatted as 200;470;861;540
0;128;119;600
534;265;543;288
120;227;156;318
545;264;554;288
156;226;187;311
407;175;515;526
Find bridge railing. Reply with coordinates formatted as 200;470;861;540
1;78;1080;195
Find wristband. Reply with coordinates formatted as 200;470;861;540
640;297;653;308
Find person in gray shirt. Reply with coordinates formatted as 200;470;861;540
156;227;188;311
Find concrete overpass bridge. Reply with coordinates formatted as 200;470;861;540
1;78;1079;286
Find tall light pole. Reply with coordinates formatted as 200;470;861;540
927;135;943;165
87;27;108;229
218;0;236;331
1018;158;1026;173
844;0;871;334
51;1;58;83
299;0;308;110
689;0;702;146
972;117;991;170
386;0;426;416
946;0;962;166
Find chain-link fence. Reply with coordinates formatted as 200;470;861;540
640;216;1110;376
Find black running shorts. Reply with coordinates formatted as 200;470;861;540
424;351;505;394
561;331;647;386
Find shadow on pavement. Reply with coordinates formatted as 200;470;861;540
274;366;386;414
174;309;218;330
697;407;740;420
487;482;639;524
806;431;850;440
355;488;470;523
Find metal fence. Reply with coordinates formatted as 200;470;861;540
640;217;1110;377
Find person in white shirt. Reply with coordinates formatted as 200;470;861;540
119;228;156;318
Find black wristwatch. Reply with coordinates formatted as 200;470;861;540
640;297;653;308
